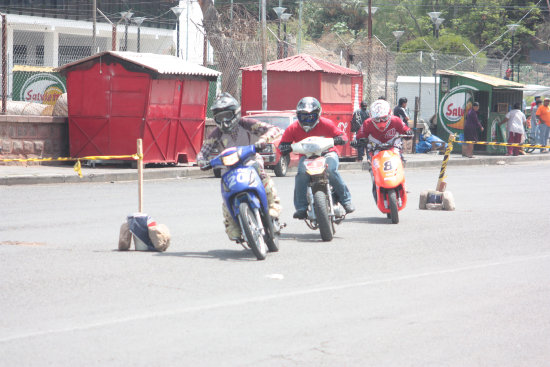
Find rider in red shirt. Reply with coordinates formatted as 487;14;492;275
279;96;354;219
352;99;413;202
353;99;413;160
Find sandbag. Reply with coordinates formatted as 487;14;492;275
148;224;171;252
118;222;132;251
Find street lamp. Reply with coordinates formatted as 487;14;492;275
120;11;134;51
427;11;441;38
280;12;292;58
392;30;404;52
507;23;520;81
171;6;184;58
273;6;287;59
434;18;445;39
133;17;146;53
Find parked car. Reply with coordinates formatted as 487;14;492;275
245;110;299;177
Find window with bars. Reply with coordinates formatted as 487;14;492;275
14;44;27;65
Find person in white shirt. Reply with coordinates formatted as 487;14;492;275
500;102;526;156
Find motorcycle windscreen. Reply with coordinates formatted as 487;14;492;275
371;150;405;189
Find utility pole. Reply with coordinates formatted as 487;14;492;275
298;0;303;53
92;0;97;53
261;0;267;110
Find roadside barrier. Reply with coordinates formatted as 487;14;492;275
1;139;145;212
454;140;550;150
0;153;140;177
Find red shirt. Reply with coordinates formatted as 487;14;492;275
356;116;410;144
280;116;345;153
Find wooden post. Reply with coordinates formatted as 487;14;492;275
137;139;143;213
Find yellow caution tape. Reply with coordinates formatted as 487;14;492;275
74;160;82;178
455;140;550;149
0;153;140;179
0;153;139;163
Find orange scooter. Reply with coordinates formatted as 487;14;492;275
361;136;409;224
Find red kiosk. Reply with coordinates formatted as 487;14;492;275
57;51;220;164
240;54;363;158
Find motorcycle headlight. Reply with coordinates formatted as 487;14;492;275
221;151;239;166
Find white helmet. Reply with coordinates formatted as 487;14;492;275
370;99;392;132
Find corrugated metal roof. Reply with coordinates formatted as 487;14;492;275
437;69;524;88
240;53;361;75
56;51;220;80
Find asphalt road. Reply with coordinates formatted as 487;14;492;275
1;161;549;366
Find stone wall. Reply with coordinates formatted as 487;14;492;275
0;115;68;165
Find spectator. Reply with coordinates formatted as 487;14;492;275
393;97;410;126
530;99;542;143
531;96;541;109
350;100;370;162
536;97;550;153
499;102;526;156
463;101;484;158
504;68;512;80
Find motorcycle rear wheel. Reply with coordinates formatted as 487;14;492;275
388;190;399;224
238;202;267;260
313;190;333;241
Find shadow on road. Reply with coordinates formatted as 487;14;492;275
280;232;341;242
343;216;391;224
154;249;258;261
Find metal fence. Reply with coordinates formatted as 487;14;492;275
2;11;550;118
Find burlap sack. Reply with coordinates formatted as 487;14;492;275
148;224;171;252
118;222;132;251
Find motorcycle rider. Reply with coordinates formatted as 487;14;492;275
197;92;283;241
353;99;413;160
279;96;355;219
352;99;413;202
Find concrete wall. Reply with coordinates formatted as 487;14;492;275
0;115;68;165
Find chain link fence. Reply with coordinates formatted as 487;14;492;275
2;11;550;119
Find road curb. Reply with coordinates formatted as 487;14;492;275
1;154;549;185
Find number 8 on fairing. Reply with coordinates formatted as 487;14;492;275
383;161;392;171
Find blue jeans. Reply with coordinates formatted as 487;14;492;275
294;152;352;211
538;124;549;150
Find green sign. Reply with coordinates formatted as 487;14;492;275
13;70;66;105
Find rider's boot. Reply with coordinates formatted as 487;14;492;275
222;203;242;241
262;176;282;218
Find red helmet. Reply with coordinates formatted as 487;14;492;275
370;99;392;132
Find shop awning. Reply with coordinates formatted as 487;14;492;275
436;70;524;89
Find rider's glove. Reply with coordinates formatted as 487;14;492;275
198;160;211;171
254;139;267;151
333;136;346;146
279;142;292;155
405;129;414;138
350;139;359;149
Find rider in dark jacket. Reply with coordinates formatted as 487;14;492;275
197;93;282;241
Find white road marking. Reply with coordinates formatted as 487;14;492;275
2;253;549;343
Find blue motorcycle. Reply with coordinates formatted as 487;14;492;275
204;145;280;260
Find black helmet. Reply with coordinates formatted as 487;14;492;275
296;96;321;132
211;92;241;133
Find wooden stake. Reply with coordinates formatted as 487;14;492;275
137;139;143;213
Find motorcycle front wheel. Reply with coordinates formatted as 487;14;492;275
262;212;280;252
313;190;333;241
388;190;399;224
238;202;267;260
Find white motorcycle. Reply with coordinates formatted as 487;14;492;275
291;136;346;241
